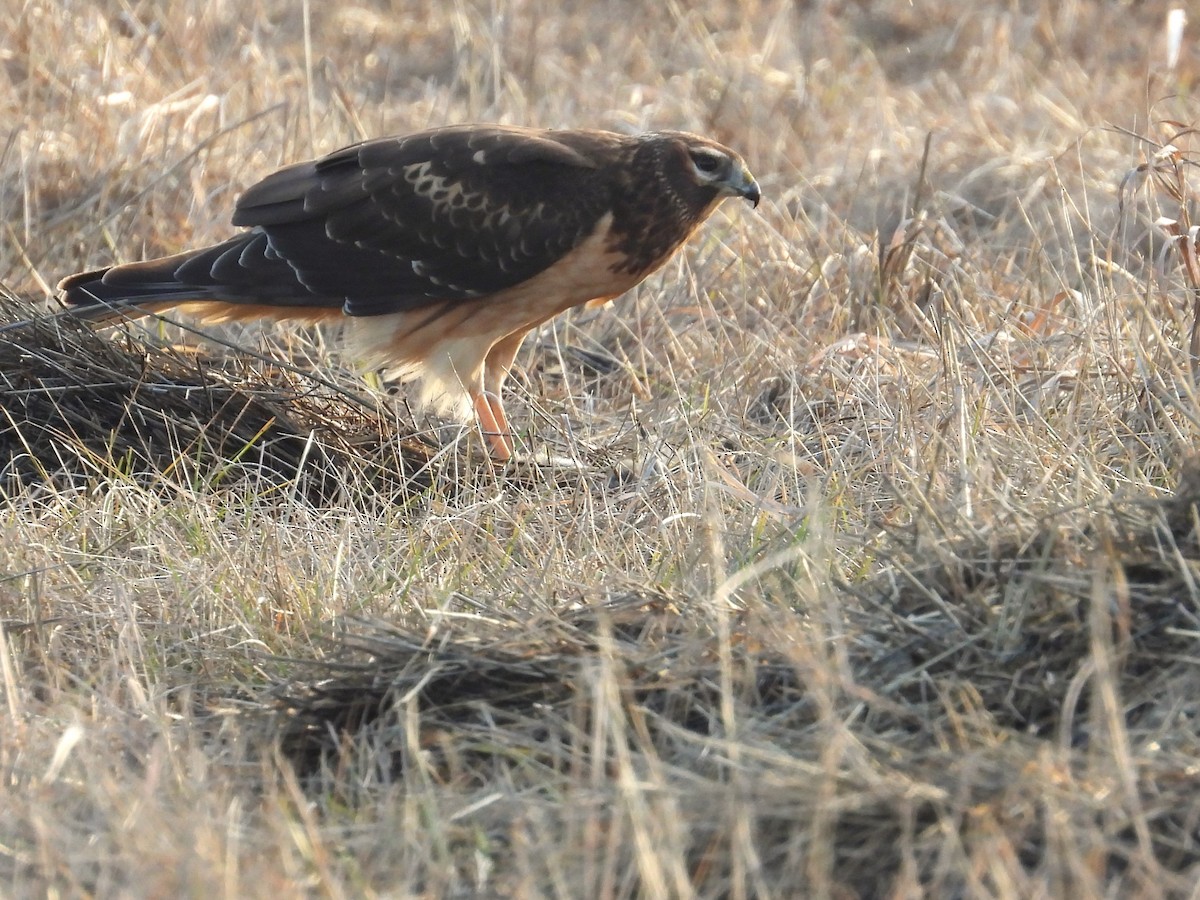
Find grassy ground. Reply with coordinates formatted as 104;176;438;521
3;0;1200;896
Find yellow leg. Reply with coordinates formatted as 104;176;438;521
472;391;515;460
476;328;534;462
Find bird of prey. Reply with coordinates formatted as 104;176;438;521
59;125;761;460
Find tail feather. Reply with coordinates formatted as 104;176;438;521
57;232;344;324
58;261;222;323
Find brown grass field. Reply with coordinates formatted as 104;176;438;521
4;0;1200;896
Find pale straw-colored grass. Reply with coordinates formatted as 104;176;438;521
3;1;1200;896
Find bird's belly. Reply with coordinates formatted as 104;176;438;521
344;214;644;416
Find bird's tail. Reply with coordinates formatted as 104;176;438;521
56;235;344;326
58;264;209;324
57;240;254;325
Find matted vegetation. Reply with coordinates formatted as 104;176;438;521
0;291;438;502
3;0;1200;896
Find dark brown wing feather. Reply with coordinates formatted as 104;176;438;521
63;125;623;318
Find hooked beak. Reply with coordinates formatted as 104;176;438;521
727;165;761;208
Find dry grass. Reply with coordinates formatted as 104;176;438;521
4;0;1200;896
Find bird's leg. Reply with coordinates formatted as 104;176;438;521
473;329;531;461
472;390;514;460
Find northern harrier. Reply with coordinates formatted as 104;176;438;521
59;125;761;459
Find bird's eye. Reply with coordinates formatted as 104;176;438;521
691;151;723;174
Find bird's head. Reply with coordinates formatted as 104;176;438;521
605;130;762;276
673;135;761;208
